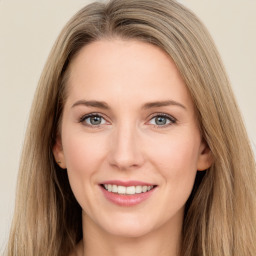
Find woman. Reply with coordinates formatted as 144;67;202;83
7;0;256;255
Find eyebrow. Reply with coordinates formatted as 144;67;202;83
72;99;186;110
72;100;109;109
142;100;186;110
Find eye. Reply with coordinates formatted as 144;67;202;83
80;114;107;126
148;114;176;127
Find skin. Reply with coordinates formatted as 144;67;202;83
53;39;212;256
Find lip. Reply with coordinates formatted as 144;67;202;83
99;180;157;207
101;180;155;186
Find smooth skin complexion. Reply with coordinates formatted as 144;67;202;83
53;39;212;256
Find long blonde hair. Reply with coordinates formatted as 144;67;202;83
7;0;256;255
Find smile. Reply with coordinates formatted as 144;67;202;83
102;184;155;195
100;181;157;206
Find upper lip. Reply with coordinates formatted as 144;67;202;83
100;180;156;186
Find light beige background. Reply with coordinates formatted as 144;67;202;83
0;0;255;251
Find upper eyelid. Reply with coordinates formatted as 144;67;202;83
80;112;108;121
148;112;177;121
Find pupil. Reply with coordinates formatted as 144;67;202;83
156;116;166;125
90;116;101;125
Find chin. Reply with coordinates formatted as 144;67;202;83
106;225;153;238
100;215;157;238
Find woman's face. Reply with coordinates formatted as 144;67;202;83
54;39;212;238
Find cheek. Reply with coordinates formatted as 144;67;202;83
148;132;201;193
61;131;107;204
63;131;107;172
150;130;200;165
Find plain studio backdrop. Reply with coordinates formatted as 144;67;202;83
0;0;255;252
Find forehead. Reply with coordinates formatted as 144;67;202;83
66;39;194;110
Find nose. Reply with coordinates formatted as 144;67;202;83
108;124;145;171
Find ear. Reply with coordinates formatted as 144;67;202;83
197;140;213;171
52;136;67;169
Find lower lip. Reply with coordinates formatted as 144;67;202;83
100;186;156;206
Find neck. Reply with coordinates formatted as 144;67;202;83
80;211;183;256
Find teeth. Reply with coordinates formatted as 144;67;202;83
135;186;142;193
126;186;136;195
142;186;147;192
103;184;155;195
148;185;153;191
112;184;118;193
117;186;126;194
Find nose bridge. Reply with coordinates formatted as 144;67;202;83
109;121;144;170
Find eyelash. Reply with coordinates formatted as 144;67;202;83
79;113;177;128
